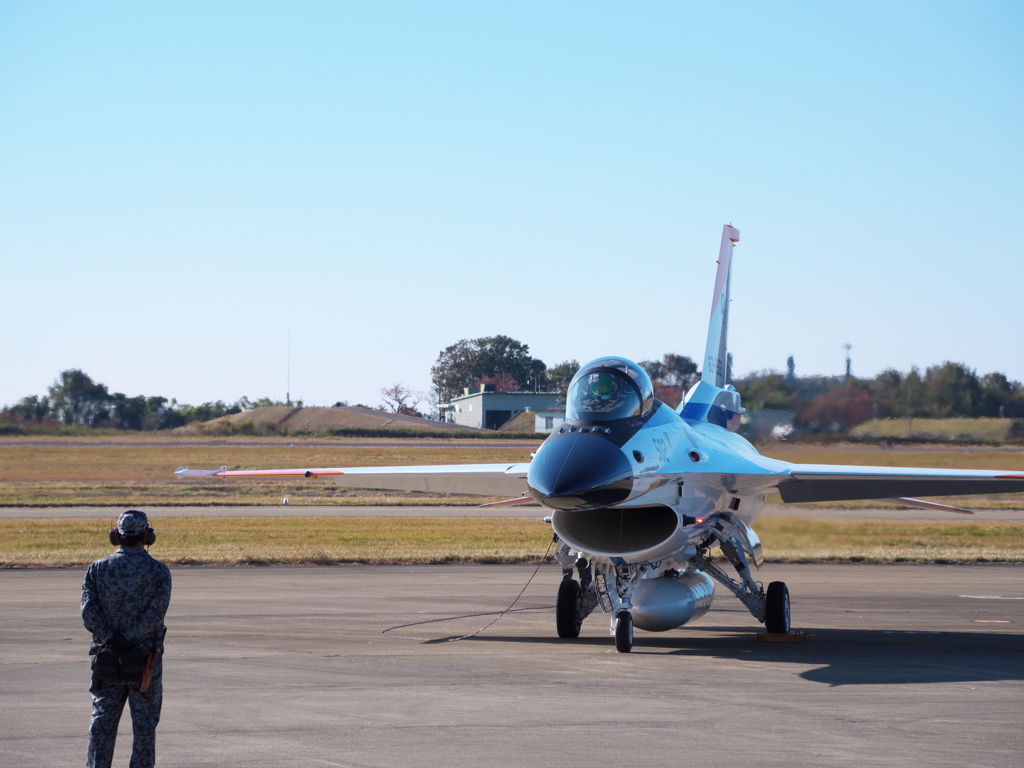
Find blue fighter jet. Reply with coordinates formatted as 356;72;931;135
178;226;1024;652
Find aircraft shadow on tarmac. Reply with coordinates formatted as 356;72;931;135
460;627;1024;687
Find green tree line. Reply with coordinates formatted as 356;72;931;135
2;369;299;431
430;337;1024;433
6;352;1022;435
736;361;1024;432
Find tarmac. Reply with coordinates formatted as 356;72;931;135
2;561;1023;767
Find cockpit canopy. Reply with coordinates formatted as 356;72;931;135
565;357;655;422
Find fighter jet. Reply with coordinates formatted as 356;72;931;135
177;225;1024;652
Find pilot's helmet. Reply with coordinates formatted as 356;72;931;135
587;372;618;400
567;357;654;421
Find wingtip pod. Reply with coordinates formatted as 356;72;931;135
175;467;224;477
177;467;344;478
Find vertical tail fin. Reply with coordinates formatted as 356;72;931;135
680;224;743;429
702;224;740;387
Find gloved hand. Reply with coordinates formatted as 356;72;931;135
105;633;130;651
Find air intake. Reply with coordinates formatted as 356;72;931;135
550;505;689;564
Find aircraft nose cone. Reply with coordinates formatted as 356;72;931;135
528;433;633;510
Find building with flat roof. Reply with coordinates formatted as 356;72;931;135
441;385;563;431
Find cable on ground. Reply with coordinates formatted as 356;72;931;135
381;538;556;642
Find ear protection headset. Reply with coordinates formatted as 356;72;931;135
108;527;157;546
108;510;157;546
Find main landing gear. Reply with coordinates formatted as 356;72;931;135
764;581;791;634
555;556;598;640
685;512;792;635
556;578;583;638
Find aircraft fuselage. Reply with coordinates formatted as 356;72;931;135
528;396;788;566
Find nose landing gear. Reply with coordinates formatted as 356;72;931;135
614;611;633;653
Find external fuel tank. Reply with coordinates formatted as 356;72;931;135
630;570;715;632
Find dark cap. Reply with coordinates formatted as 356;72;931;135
117;509;149;536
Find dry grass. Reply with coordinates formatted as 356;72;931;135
498;411;542;432
0;439;535;506
849;418;1018;442
0;481;481;507
2;516;1022;568
0;441;535;481
0;517;555;567
760;441;1024;470
758;517;1024;563
1;437;1022;509
185;405;484;435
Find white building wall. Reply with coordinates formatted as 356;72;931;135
446;392;562;430
535;411;566;433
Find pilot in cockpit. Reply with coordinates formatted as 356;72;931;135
566;358;653;423
586;372;618;401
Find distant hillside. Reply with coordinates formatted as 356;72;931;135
178;404;482;436
497;410;544;433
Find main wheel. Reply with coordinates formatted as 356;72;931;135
764;581;791;634
556;578;583;638
614;610;633;653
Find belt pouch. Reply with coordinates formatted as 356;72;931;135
118;646;146;682
93;648;120;682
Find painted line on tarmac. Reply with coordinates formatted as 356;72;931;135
959;594;1024;599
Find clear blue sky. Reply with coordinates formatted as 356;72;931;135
2;1;1022;411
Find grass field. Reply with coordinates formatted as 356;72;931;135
2;436;1023;508
850;417;1022;442
2;438;1024;512
1;436;1022;567
0;439;536;506
1;516;1022;568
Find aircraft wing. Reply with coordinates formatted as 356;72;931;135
177;459;1024;505
175;463;532;497
776;464;1024;504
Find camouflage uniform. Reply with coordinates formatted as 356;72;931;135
82;511;171;768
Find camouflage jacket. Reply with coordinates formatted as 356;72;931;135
81;546;172;657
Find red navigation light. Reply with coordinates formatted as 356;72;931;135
696;517;704;524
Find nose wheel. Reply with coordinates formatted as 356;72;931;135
614;611;633;653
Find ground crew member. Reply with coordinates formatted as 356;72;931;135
82;509;171;768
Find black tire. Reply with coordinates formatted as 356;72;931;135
556;578;583;638
614;610;633;653
765;581;791;634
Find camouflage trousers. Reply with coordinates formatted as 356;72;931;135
86;677;162;768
